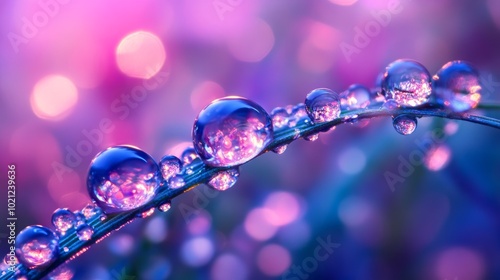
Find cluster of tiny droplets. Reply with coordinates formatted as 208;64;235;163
2;59;484;277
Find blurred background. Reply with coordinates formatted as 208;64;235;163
1;0;500;279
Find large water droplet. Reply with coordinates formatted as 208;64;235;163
392;115;417;135
87;145;161;214
51;208;75;234
305;88;341;123
76;224;94;241
382;59;432;107
208;168;239;191
340;84;372;110
433;61;482;112
193;96;273;167
270;107;289;129
15;225;59;268
159;155;182;181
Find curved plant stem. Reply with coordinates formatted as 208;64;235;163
3;104;500;279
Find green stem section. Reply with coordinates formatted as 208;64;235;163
3;104;500;279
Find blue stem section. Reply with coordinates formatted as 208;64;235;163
2;103;500;279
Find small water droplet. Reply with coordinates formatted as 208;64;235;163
207;168;239;191
392;115;417;135
340;84;372;110
304;133;319;141
305;88;341;123
270;107;289;129
51;208;75;234
159;155;182;181
158;201;172;212
181;147;199;165
382;59;432;107
76;224;94;241
15;225;59;268
382;99;399;110
73;212;86;227
193;96;273;167
63;247;69;253
168;175;185;189
138;207;155;218
272;145;288;154
81;204;102;220
433;60;481;112
87;145;161;214
287;103;309;128
48;266;73;280
14;272;27;280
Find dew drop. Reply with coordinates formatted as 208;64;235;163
392;115;417;135
433;61;482;112
168;175;185;189
304;133;319;142
158;201;172;212
207;168;239;191
270;107;289;129
381;59;432;107
181;147;199;165
63;247;69;253
272;145;288;154
159;155;182;181
73;212;86;227
15;225;59;268
340;84;372;110
288;103;309;127
138;207;155;218
193;96;273;167
87;145;161;214
304;88;341;123
76;224;94;241
51;208;75;234
81;204;102;220
382;99;399;110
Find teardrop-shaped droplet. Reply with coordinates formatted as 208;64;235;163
181;147;199;165
76;224;94;241
305;88;341;123
81;204;102;220
159;155;182;181
87;145;161;214
272;145;288;154
158;201;172;212
15;225;59;268
138;207;155;218
270;107;289;129
382;59;432;107
168;175;185;189
207;168;239;191
340;84;372;110
51;208;75;234
193;96;273;167
304;133;319;142
433;61;481;112
392;115;417;135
